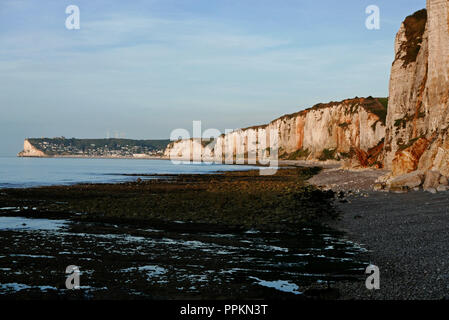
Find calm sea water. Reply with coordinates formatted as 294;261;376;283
0;157;259;188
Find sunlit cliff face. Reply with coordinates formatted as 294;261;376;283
385;0;449;177
165;97;386;168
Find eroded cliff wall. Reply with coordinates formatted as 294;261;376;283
385;0;449;178
18;139;47;157
165;97;387;166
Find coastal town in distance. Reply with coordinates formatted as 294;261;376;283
18;138;169;158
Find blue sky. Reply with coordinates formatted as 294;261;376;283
0;0;425;156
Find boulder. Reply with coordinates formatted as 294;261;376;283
390;186;409;193
423;170;441;190
425;188;437;194
389;171;425;189
376;174;391;184
439;175;448;186
373;183;385;191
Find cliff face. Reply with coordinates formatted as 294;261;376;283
165;97;387;166
385;0;449;178
18;139;47;157
272;98;386;164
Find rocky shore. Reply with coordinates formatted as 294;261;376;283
1;163;447;299
0;166;371;300
308;166;449;300
375;170;449;194
0;167;337;232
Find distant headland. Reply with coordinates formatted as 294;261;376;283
18;137;170;159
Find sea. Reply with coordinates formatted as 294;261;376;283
0;156;367;299
0;157;259;189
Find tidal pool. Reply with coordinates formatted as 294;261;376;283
0;216;69;231
0;216;368;299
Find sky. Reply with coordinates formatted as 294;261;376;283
0;0;425;156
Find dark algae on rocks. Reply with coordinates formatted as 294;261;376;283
0;167;369;299
0;167;337;231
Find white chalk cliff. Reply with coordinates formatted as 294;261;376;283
167;0;449;189
20;0;449;190
17;139;47;157
384;0;449;180
165;97;387;167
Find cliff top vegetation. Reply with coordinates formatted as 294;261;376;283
28;138;170;151
400;8;427;67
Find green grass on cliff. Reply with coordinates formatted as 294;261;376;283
363;97;388;125
280;148;311;160
318;148;337;161
401;9;427;67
